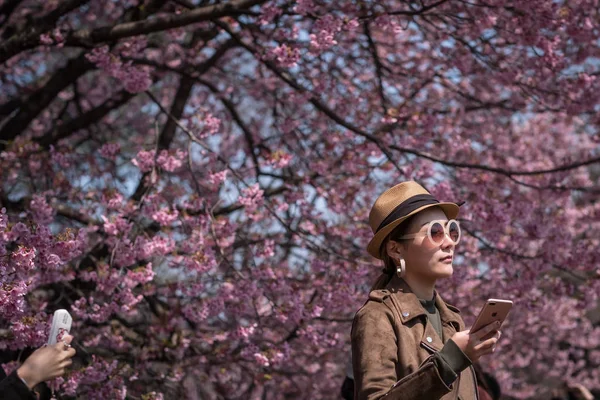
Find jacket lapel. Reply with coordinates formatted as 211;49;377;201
385;276;463;351
385;276;427;324
435;291;463;331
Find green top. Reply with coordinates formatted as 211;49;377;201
419;296;472;386
419;297;443;340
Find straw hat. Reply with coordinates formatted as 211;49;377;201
367;181;460;259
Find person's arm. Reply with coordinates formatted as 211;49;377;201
0;335;76;400
436;339;472;386
0;370;37;400
351;303;469;400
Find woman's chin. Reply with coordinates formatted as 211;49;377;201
435;264;453;278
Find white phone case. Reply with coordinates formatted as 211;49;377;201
48;309;73;345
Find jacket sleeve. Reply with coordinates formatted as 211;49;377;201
0;370;37;400
436;339;472;386
351;302;461;400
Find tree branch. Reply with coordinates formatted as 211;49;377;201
388;143;600;176
358;0;449;20
0;0;91;63
129;39;236;202
389;0;449;16
37;90;135;148
465;227;589;283
0;0;22;28
131;75;195;202
363;21;387;114
197;77;264;178
216;20;406;177
0;53;93;149
64;0;266;48
220;22;600;180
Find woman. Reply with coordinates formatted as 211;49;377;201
352;181;503;400
0;334;76;400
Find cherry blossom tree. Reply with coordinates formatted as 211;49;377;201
1;0;600;399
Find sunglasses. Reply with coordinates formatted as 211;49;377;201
398;219;461;246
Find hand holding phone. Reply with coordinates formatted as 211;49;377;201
47;309;72;346
451;299;512;362
469;299;513;340
17;334;76;389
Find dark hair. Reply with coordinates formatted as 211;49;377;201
473;362;502;400
370;215;416;291
340;376;354;400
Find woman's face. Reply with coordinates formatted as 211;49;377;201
389;207;456;282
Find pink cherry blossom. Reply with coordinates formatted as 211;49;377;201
271;44;301;68
208;169;228;185
3;1;600;398
156;149;187;172
99;143;121;159
132;149;155;172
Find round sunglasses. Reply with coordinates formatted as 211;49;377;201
398;219;461;246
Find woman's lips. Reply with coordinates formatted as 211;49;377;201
440;255;453;263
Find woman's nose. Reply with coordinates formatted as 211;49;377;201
440;233;455;249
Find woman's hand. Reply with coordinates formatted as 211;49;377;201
567;383;594;400
16;334;77;390
450;321;502;363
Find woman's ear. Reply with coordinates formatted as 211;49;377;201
386;240;403;261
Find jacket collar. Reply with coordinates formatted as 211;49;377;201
384;275;462;328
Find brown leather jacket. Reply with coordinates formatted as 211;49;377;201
351;276;479;400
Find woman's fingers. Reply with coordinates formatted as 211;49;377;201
480;337;498;349
481;346;495;356
479;339;497;354
59;348;76;362
473;337;498;353
50;368;66;379
471;321;500;342
472;329;504;358
60;359;73;368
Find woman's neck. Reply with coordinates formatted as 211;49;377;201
403;273;435;300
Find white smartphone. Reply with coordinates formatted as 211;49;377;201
469;299;513;340
47;309;73;345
